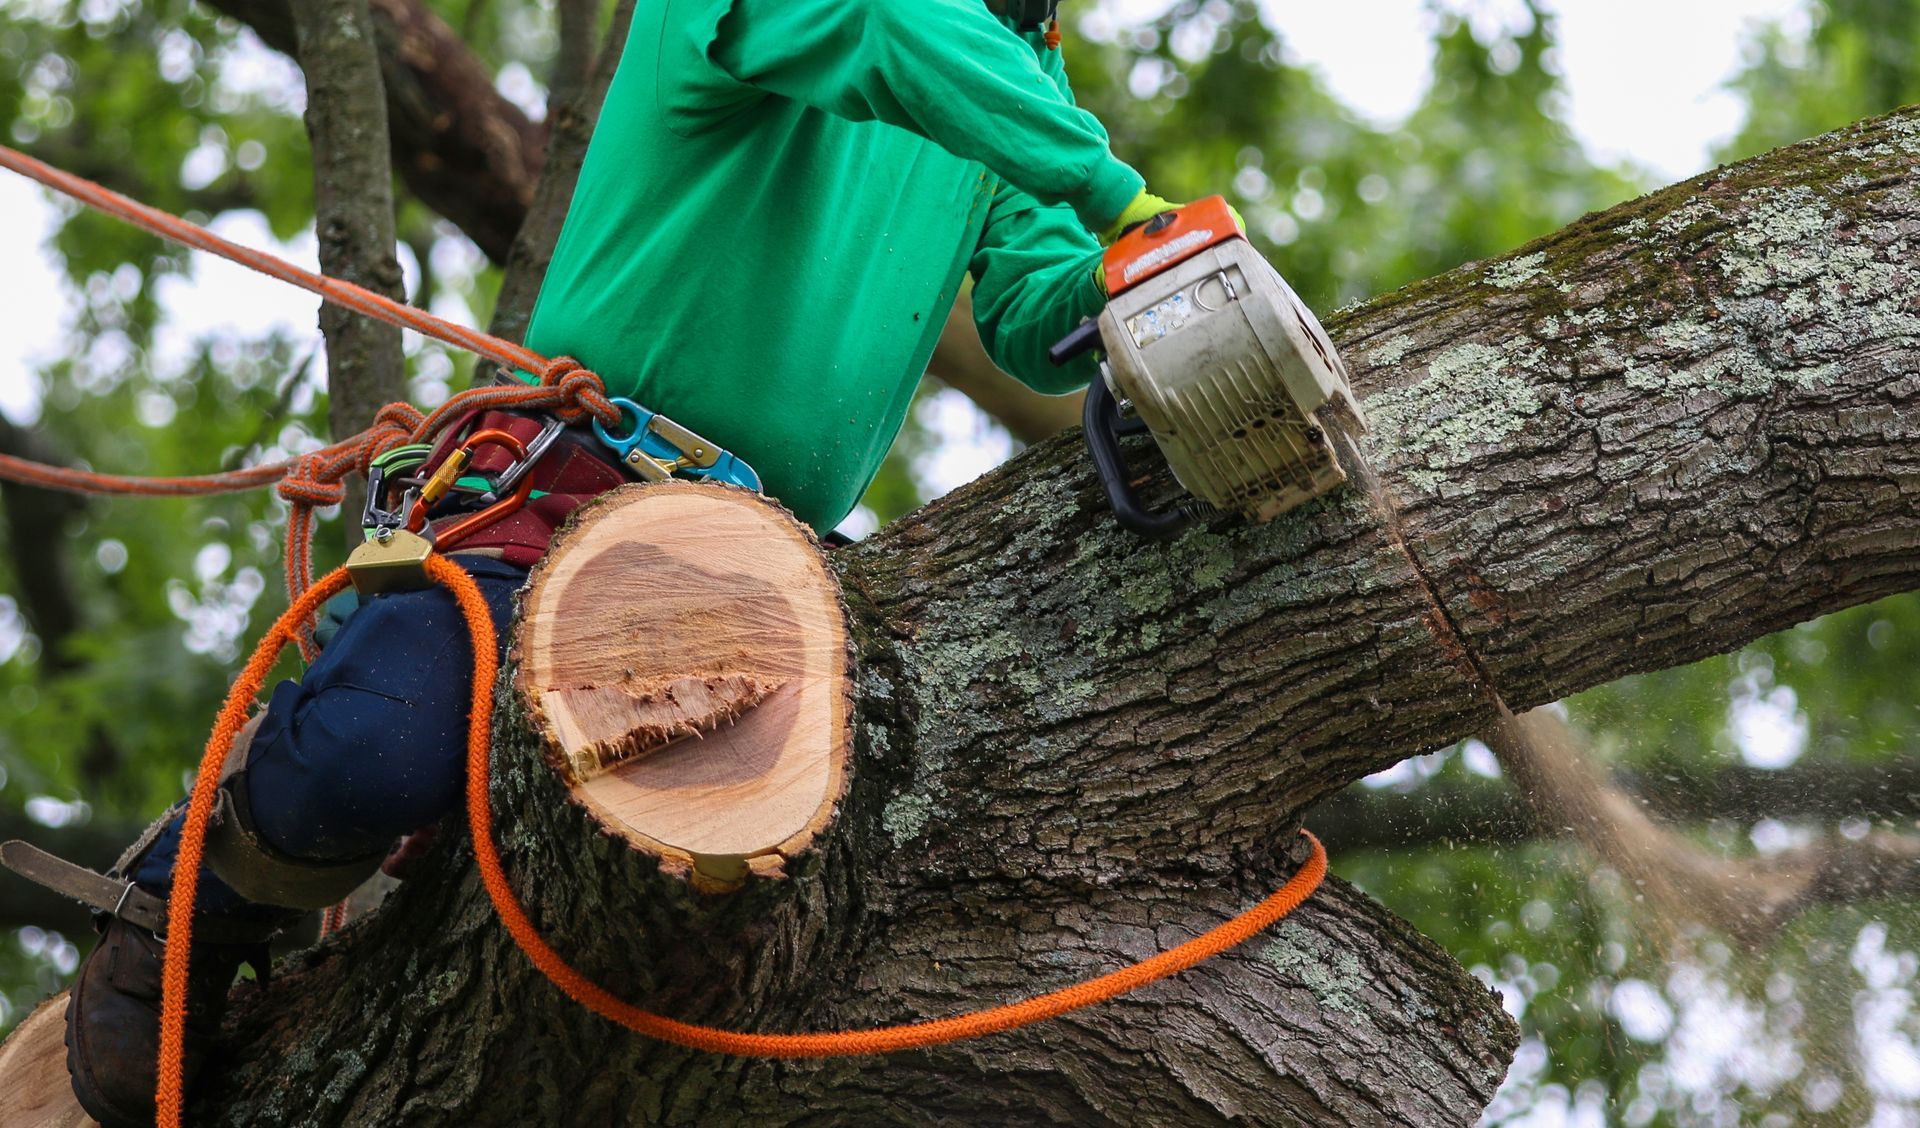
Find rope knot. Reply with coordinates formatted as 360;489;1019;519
364;401;428;470
277;454;347;508
539;356;620;427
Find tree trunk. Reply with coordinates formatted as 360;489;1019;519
291;0;407;542
18;105;1920;1127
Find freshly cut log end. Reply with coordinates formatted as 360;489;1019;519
0;992;96;1127
516;483;852;886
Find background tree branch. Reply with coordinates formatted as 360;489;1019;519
927;290;1084;445
0;419;83;660
489;0;634;345
1314;755;1920;852
204;0;543;263
1486;706;1920;947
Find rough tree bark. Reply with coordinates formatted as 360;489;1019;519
14;105;1879;1126
290;0;406;539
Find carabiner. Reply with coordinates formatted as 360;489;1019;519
593;398;761;492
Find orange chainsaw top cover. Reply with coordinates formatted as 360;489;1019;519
1101;195;1243;297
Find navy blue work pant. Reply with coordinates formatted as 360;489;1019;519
132;555;527;918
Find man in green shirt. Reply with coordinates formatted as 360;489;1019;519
527;0;1158;531
58;3;1186;1123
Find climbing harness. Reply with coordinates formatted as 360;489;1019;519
0;142;1328;1128
349;424;548;594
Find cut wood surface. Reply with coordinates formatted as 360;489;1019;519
0;993;95;1128
516;483;851;882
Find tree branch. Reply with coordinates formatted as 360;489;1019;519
0;419;130;784
202;0;544;262
1486;707;1920;947
1311;756;1920;852
20;76;1920;1128
928;291;1084;445
545;0;600;126
488;0;634;345
291;0;407;553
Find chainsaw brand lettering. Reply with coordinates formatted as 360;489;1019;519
1122;229;1215;286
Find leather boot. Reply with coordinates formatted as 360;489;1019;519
64;915;263;1128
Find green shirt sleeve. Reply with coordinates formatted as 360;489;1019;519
673;0;1144;232
969;179;1105;394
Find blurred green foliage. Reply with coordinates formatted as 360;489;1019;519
1;0;1918;1122
1723;0;1920;163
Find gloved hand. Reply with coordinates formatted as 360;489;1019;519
1099;189;1177;245
1098;189;1246;245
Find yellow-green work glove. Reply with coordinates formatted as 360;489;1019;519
1098;190;1246;246
1099;190;1177;245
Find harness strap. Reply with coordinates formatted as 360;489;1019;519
416;409;634;566
0;842;277;946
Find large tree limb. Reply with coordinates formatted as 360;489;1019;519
186;107;1920;1124
17;105;1920;1128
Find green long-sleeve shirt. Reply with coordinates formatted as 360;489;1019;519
522;0;1143;532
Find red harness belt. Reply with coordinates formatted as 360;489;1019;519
423;409;630;567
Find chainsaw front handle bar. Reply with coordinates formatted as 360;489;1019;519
1053;318;1202;540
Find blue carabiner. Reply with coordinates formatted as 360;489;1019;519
593;398;762;492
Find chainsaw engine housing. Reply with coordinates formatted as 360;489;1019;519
1093;198;1364;524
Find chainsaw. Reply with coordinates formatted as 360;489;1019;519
1050;196;1366;538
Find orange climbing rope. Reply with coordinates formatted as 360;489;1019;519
0;141;1329;1123
0;141;624;657
156;568;353;1128
159;555;1325;1124
0;145;550;377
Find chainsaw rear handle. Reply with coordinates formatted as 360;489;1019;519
1052;318;1199;539
1047;318;1103;367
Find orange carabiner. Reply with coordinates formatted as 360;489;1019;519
409;428;532;531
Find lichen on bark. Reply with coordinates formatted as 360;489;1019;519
130;100;1920;1128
